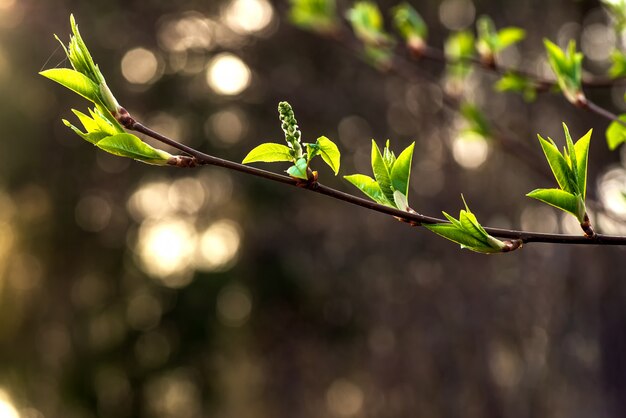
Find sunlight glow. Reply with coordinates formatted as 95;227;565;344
452;131;489;169
137;218;196;280
196;220;241;271
121;48;159;85
326;379;364;417
217;285;252;326
206;53;251;95
223;0;274;34
0;389;20;418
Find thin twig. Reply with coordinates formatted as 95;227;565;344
127;120;626;247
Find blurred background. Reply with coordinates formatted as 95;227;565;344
1;0;626;416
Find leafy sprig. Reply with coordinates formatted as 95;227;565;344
544;39;584;105
425;196;514;254
527;123;592;229
391;3;427;54
475;16;525;66
243;102;340;180
289;0;339;33
344;140;415;210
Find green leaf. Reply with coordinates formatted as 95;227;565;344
460;103;490;137
537;134;577;193
316;136;341;175
382;140;396;170
346;1;392;46
543;39;584;104
344;174;392;206
494;72;537;101
62;119;109;144
96;133;172;165
371;140;394;203
609;50;626;78
287;157;309;180
243;143;294;164
288;0;338;33
393;190;409;211
606;114;626;150
391;3;427;43
39;68;101;104
390;142;415;197
526;188;585;222
496;27;525;50
424;224;502;254
71;109;99;132
88;107;122;136
573;128;592;199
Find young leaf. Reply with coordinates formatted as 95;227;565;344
494;72;537;102
371;140;394;202
316;136;341;175
96;133;172;165
63;119;109;144
39;68;101;104
544;39;584;104
243;143;294;164
391;3;427;50
393;190;409;211
537;134;577;193
346;1;392;46
390;142;415;197
606;114;626;150
289;0;338;33
496;27;525;50
573;129;592;199
287;157;309;180
71;109;100;132
526;188;585;221
344;174;392;206
425;224;502;254
609;50;626;78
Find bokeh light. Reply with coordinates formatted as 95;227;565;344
157;13;213;52
206;108;248;146
121;48;160;85
439;0;475;30
326;379;364;417
216;284;252;326
136;218;197;283
196;220;241;272
452;131;489;169
222;0;274;34
0;390;18;418
206;53;251;95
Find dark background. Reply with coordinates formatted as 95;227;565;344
1;0;626;416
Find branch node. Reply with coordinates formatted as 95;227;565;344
581;214;597;239
168;155;202;168
116;106;136;129
501;239;523;252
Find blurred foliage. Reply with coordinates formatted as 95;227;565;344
2;0;626;417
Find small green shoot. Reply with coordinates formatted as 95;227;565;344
606;114;626;150
40;15;121;116
527;123;592;223
344;140;415;209
544;39;584;105
391;3;427;53
475;16;525;66
63;107;172;165
425;196;508;254
609;50;626;79
494;72;537;102
288;0;338;33
243;102;341;180
445;31;475;83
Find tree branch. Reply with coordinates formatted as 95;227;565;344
127;119;626;247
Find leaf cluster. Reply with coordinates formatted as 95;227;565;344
425;197;506;254
344;140;414;210
288;0;338;33
527;123;591;223
544;39;584;104
243;102;340;180
475;16;525;63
